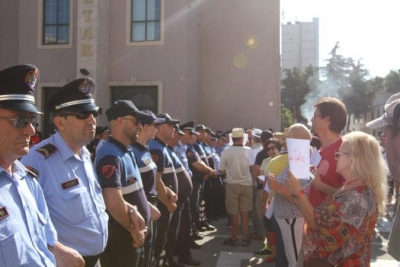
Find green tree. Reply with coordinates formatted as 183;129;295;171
281;65;317;123
383;70;400;92
281;104;293;131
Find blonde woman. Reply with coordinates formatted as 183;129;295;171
287;131;387;267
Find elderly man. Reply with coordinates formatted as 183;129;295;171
1;64;83;266
367;93;400;262
21;78;111;267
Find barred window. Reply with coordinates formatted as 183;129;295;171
131;0;161;42
43;0;70;45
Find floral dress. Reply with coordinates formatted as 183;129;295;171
303;185;378;267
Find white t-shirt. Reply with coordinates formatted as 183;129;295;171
219;145;252;186
249;143;263;165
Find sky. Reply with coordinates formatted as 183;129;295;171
281;0;400;78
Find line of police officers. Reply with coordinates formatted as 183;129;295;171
0;64;224;267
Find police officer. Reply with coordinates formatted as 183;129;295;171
21;78;109;267
95;100;157;267
131;110;165;267
0;64;83;267
148;113;180;267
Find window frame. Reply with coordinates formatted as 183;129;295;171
126;0;164;46
38;0;73;49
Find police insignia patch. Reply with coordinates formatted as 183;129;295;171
152;155;158;163
79;79;92;94
26;166;39;177
25;69;39;91
36;144;57;159
187;151;194;158
102;165;115;179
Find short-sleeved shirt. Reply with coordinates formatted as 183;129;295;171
201;142;215;169
131;142;158;198
148;137;178;194
0;161;57;266
174;141;192;177
255;149;269;166
308;138;345;207
193;141;209;166
186;144;205;181
167;146;192;201
250;143;263;165
95;137;150;225
21;132;108;256
219;144;252;186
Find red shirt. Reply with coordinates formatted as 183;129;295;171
308;138;345;207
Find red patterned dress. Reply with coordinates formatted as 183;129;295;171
303;185;378;267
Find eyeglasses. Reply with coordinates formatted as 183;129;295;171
0;114;37;129
59;111;100;120
121;117;140;126
266;146;276;152
335;151;351;159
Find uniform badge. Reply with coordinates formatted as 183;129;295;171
143;158;150;165
25;69;39;91
36;144;58;159
102;165;115;179
0;207;9;220
25;166;39;177
79;79;93;94
187;151;194;158
152;155;158;163
61;178;79;190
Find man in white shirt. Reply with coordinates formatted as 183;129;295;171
219;128;253;246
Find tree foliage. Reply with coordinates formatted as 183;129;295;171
384;70;400;92
280;104;293;131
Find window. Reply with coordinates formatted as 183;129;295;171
131;0;161;42
43;0;70;45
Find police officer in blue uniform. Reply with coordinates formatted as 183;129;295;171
95;100;157;267
148;113;180;267
131;110;165;267
21;78;109;267
1;64;84;267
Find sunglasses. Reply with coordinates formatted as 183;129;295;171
266;146;276;152
121;117;141;126
334;151;351;159
0;114;37;129
59;111;100;120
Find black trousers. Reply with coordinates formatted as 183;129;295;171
153;200;172;264
189;178;204;226
178;199;192;259
100;222;143;267
164;200;183;260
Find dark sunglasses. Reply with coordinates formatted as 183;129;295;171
59;111;100;120
0;114;37;129
266;146;276;152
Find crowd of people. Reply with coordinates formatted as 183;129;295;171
0;62;399;267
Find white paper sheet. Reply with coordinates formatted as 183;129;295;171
287;138;310;179
310;147;322;167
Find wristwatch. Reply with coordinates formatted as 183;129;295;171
129;205;138;214
292;190;305;200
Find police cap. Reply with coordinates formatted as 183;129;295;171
156;113;179;124
0;64;42;114
106;100;151;121
50;78;98;113
140;110;166;125
195;124;207;131
180;121;199;135
174;124;185;136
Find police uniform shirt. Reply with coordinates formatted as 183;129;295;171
174;140;192;177
214;144;227;157
20;132;108;256
131;142;158;199
167;146;192;201
95;137;151;225
148;137;178;194
0;161;57;267
186;144;205;181
201;142;215;169
193;140;209;166
210;146;221;172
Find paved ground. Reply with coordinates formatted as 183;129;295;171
177;214;399;267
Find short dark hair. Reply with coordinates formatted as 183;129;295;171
315;97;347;134
232;137;242;143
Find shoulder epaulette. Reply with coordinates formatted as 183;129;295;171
25;166;39;178
36;144;58;159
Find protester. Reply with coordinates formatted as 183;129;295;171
287;131;387;266
219;128;253;246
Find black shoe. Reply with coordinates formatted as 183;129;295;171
178;256;201;266
204;222;215;231
196;225;207;232
192;231;204;240
190;239;202;249
162;258;185;267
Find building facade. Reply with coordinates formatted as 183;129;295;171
281;18;319;73
0;0;281;136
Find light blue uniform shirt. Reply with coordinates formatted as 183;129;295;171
21;132;108;256
0;160;56;266
174;141;192;177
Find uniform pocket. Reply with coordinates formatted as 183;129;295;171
0;220;28;267
60;185;91;224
